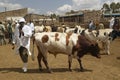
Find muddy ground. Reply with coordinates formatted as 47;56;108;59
0;38;120;80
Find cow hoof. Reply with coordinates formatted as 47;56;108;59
79;69;85;72
69;69;73;72
39;68;43;71
107;53;110;55
48;70;53;73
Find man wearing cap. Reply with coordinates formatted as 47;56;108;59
12;18;32;72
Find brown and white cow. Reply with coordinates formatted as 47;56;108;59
33;32;101;73
65;27;113;55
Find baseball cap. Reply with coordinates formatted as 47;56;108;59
19;18;26;23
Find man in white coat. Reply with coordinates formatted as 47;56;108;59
109;17;115;29
12;18;32;72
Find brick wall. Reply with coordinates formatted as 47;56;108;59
83;10;102;26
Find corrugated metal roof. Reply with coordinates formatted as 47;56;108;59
60;12;84;17
103;13;120;17
6;17;23;21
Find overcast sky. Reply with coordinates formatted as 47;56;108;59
0;0;119;15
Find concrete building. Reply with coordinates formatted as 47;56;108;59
0;8;28;22
59;12;84;24
24;13;56;26
59;10;102;27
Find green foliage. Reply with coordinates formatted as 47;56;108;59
50;14;57;18
102;2;120;13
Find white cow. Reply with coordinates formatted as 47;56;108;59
33;32;101;73
34;25;52;33
34;25;45;33
66;25;85;34
56;27;66;33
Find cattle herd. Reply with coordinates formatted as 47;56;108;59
0;23;120;73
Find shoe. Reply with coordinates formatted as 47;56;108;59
22;67;27;73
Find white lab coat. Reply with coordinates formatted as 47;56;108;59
27;22;35;32
13;25;32;55
109;17;115;29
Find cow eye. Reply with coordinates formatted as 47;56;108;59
90;44;94;47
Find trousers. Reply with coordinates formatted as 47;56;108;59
19;46;28;63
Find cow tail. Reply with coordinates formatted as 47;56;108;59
31;36;35;61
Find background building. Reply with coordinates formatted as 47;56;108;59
0;8;119;27
0;8;27;21
24;13;56;26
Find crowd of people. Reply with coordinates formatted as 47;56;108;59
0;18;34;72
0;18;35;45
88;17;120;31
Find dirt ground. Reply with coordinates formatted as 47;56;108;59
0;38;120;80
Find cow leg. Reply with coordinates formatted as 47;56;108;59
102;42;107;54
1;36;4;45
103;41;110;55
105;41;110;55
0;36;1;45
37;43;52;73
42;56;52;73
3;35;6;45
37;46;43;71
37;53;43;71
77;58;84;72
68;55;72;71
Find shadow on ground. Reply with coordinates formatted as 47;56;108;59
0;67;93;74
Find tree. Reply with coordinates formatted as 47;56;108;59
50;14;57;18
102;2;120;13
110;2;116;13
50;13;57;23
116;2;120;13
70;10;75;13
102;3;110;13
66;10;76;14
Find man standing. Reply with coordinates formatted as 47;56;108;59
0;21;6;45
27;20;35;34
111;17;120;40
88;20;96;31
109;17;115;29
12;18;32;72
7;21;13;44
12;20;19;44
